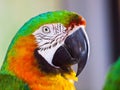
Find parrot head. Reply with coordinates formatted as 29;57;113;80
1;10;90;85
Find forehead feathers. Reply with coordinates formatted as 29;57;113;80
17;10;84;36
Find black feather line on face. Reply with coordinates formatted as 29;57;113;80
34;48;59;74
34;48;72;75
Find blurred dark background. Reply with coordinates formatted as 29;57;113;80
110;0;120;62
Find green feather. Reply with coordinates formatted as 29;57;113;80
0;74;30;90
103;57;120;90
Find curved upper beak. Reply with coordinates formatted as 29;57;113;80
52;27;90;76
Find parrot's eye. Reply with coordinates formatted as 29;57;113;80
42;26;51;34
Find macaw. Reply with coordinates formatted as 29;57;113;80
104;57;120;90
0;10;90;90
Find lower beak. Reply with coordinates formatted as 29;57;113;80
52;27;90;76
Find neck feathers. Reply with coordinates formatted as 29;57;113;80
1;35;77;90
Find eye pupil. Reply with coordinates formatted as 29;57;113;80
42;26;50;33
45;28;48;31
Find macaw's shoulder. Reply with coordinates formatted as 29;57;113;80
0;74;30;90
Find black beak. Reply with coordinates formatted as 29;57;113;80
52;27;90;76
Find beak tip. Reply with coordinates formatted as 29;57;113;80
76;54;88;77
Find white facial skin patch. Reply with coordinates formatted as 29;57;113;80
33;23;67;67
33;23;86;67
33;23;66;48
